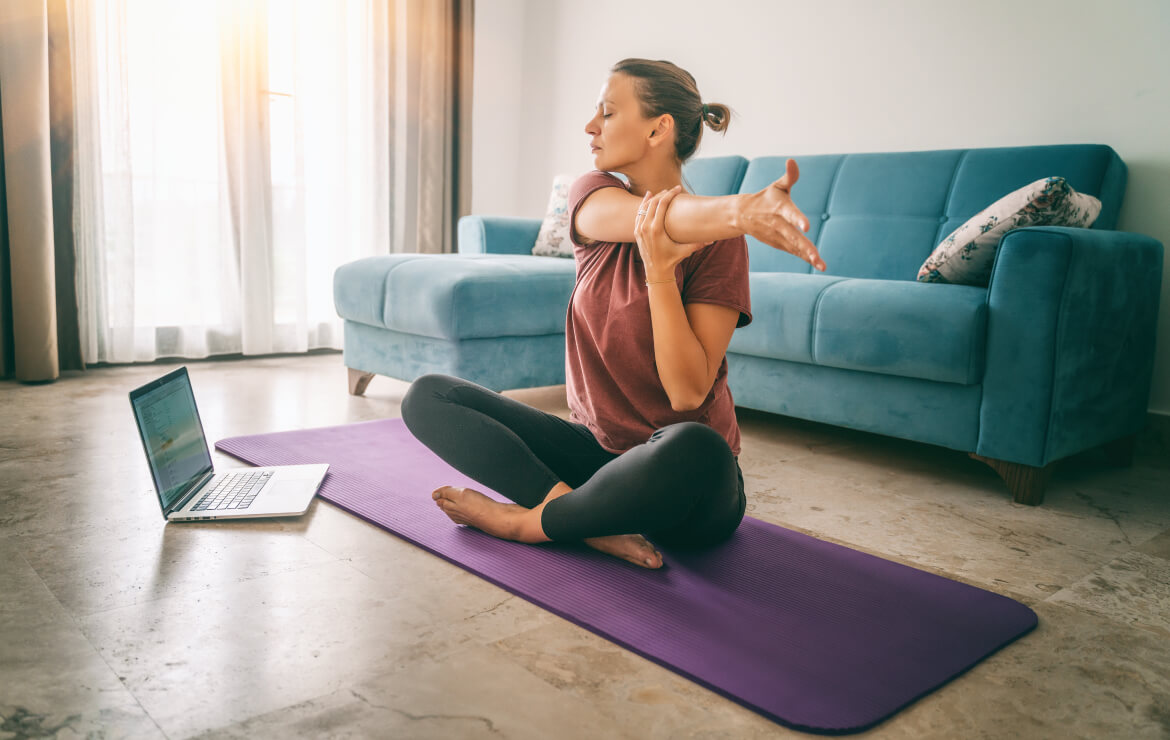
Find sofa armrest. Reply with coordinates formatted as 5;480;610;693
978;226;1163;467
458;215;543;255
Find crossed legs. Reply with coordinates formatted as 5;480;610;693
401;374;745;568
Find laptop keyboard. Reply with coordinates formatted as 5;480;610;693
191;470;273;511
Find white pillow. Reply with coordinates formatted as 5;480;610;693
531;174;575;258
918;176;1102;286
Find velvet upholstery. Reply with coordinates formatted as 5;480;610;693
732;145;1128;280
728;273;849;364
683;155;749;197
335;254;574;339
343;321;567;392
728;274;987;385
333;144;1162;477
457;215;542;255
812;279;987;385
977;226;1162;466
727;354;982;452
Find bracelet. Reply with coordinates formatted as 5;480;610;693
645;278;676;286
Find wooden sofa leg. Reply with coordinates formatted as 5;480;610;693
969;453;1053;506
348;368;375;396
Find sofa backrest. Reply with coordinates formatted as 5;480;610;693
682;145;1127;280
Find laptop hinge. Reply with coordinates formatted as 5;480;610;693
168;470;215;516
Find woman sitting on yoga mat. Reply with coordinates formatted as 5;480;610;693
402;58;825;570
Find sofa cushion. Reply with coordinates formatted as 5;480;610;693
728;273;848;363
941;145;1124;234
738;151;964;279
918;176;1102;286
723;145;1125;284
334;254;575;340
813;280;988;385
682;155;748;196
729;275;987;385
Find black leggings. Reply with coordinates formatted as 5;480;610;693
400;374;746;548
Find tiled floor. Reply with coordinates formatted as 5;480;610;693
2;353;1168;739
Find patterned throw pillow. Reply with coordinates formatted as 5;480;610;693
531;174;575;258
917;177;1102;286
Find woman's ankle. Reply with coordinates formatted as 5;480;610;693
516;501;553;543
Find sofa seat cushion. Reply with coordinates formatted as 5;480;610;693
730;275;988;385
334;254;576;340
729;273;848;363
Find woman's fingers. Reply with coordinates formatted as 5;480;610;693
760;212;823;270
635;191;650;231
645;190;664;228
754;167;825;269
651;186;681;231
785;201;811;233
643;188;672;231
784;225;825;271
786;158;800;189
771;158;801;193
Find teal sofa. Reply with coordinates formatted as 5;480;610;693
334;144;1163;505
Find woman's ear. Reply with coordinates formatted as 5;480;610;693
648;114;674;145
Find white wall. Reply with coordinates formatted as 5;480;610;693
472;0;1170;414
469;0;525;217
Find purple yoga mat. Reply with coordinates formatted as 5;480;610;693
216;418;1036;734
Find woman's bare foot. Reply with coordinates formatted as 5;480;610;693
432;486;548;543
433;485;663;569
583;534;663;569
539;483;662;569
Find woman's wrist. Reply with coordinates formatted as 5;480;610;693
730;192;750;236
644;265;677;284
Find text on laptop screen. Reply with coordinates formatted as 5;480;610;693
132;373;212;510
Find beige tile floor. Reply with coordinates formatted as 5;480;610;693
2;352;1168;739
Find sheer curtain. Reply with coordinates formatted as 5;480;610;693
69;0;463;364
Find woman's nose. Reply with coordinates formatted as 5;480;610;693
584;116;599;135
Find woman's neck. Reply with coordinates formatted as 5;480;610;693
623;161;684;196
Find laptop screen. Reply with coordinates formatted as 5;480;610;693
129;367;213;512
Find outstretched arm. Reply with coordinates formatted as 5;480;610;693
575;159;826;272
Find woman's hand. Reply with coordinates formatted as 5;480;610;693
735;158;827;272
634;186;710;282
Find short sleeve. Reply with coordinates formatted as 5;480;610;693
681;236;753;328
568;170;628;247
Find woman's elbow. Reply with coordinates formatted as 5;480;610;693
669;393;705;413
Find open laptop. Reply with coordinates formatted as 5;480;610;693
130;366;328;521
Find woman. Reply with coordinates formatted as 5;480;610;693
402;58;825;569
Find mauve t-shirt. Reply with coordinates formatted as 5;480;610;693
565;170;752;455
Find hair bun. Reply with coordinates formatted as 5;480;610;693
702;102;731;133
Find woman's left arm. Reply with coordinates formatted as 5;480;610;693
636;188;741;412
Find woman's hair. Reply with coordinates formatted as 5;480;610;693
611;58;731;163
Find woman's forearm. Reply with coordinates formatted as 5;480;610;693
662;193;743;244
647;282;710;411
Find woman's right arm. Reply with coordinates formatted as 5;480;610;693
575;186;741;245
574;159;826;271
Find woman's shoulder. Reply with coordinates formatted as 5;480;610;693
569;170;629;203
573;170;626;187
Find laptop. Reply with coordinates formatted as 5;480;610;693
130;366;328;521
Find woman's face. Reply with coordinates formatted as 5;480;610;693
584;73;655;172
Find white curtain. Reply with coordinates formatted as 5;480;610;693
69;0;397;362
